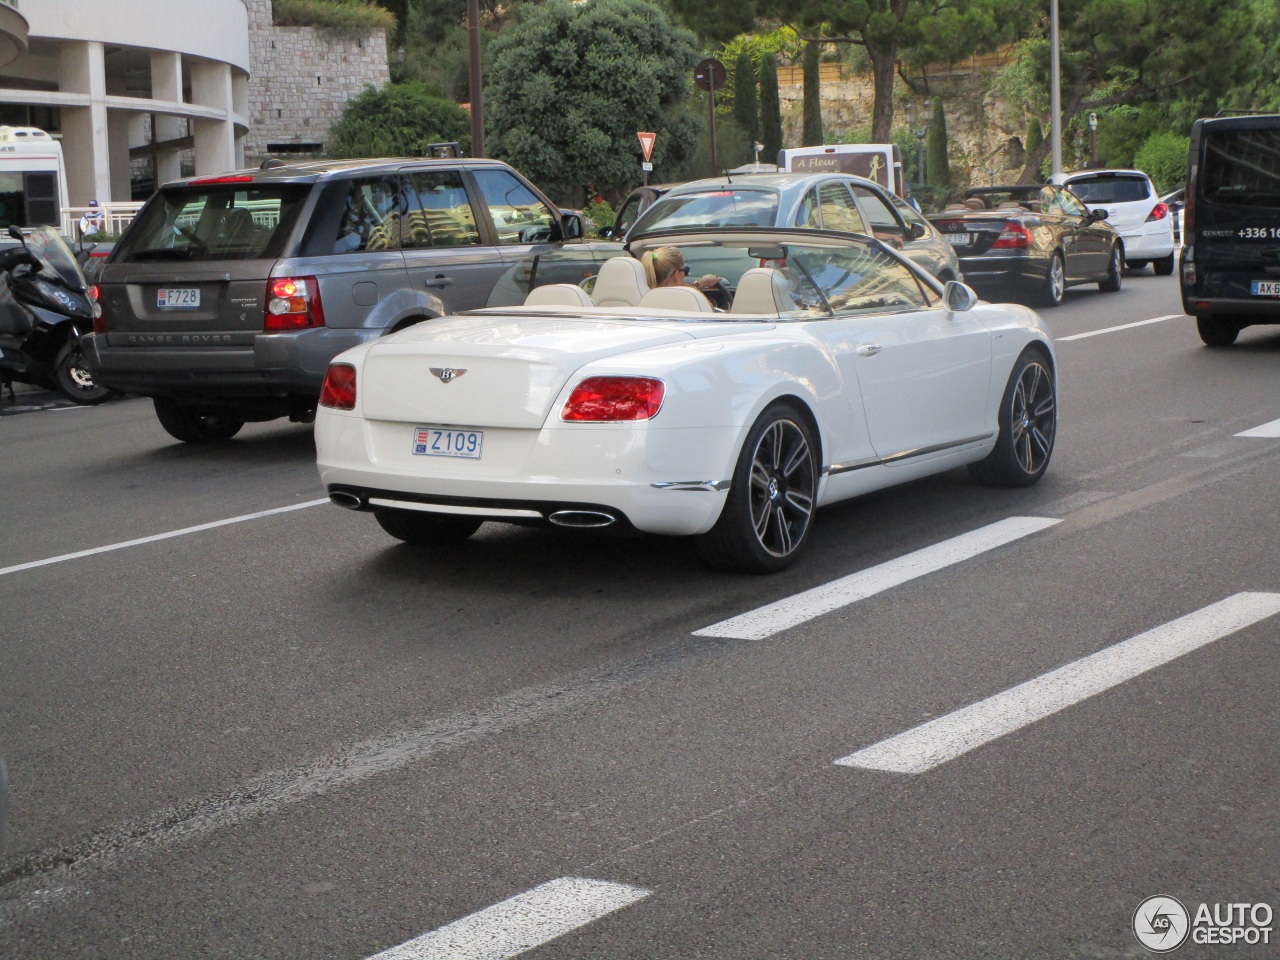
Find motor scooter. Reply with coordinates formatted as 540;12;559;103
0;224;113;405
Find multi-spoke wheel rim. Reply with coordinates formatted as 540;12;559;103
747;418;816;558
1010;361;1055;475
1048;256;1065;302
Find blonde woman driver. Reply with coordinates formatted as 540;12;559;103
641;246;724;301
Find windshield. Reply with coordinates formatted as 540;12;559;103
1066;174;1151;203
114;184;310;262
24;225;87;292
630;189;780;236
1202;127;1280;208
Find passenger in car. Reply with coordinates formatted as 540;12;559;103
641;246;720;293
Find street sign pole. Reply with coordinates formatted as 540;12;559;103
637;131;656;186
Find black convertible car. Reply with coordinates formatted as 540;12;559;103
927;185;1123;306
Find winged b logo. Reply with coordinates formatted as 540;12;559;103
429;367;467;384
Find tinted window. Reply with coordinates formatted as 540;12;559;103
631;189;780;234
330;176;402;253
403;170;481;248
113;185;310;262
1066;174;1151;203
472;169;557;244
850;184;905;241
615;195;645;234
818;183;868;233
1202;128;1280;208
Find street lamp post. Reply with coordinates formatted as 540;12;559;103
906;100;929;189
1049;0;1062;176
467;0;484;158
1088;112;1098;168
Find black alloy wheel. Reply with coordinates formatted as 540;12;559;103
375;509;483;545
153;398;245;443
54;344;114;405
969;347;1056;487
698;402;818;574
1099;244;1123;292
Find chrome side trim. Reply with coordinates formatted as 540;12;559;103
650;479;732;492
825;433;996;476
367;497;543;519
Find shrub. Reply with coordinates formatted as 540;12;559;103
272;0;396;32
1133;131;1191;193
328;82;470;158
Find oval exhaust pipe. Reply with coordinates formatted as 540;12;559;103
548;510;616;528
329;491;364;510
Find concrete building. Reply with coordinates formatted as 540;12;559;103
0;0;388;224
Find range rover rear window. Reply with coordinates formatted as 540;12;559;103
114;185;310;262
1201;128;1280;209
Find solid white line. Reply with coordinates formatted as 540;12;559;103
0;498;329;578
1057;314;1182;341
835;592;1280;774
693;516;1061;641
1236;418;1280;438
367;878;651;960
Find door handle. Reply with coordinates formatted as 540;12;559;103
424;275;453;288
856;343;881;357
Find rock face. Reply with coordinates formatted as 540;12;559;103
777;58;1036;188
244;0;390;164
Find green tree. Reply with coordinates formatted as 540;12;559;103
1025;117;1043;158
484;0;700;200
801;41;824;146
1133;132;1191;193
926;97;950;190
328;81;471;157
759;52;783;162
733;51;759;146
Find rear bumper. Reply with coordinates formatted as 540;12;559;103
954;255;1046;293
1119;228;1174;260
81;328;377;404
1179;294;1280;321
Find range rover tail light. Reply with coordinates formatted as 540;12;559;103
562;376;665;421
1146;202;1169;222
992;221;1034;249
89;284;106;333
319;362;356;410
265;276;326;330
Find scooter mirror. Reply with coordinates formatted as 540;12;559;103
7;224;23;241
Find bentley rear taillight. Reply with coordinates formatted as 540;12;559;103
319;363;356;410
992;222;1034;249
562;376;665;422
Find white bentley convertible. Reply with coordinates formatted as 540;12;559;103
315;229;1057;573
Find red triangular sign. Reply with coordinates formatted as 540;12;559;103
637;131;657;162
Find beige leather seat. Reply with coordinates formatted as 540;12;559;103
637;286;715;312
730;268;793;316
591;257;650;307
523;284;595;307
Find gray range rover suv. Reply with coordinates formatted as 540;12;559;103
84;155;600;442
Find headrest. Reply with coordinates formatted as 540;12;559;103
637;286;715;313
523;283;595;307
592;256;650;307
963;197;987;210
730;268;792;316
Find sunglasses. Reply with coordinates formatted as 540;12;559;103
678;265;691;276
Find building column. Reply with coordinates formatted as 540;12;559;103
107;110;133;203
149;50;186;186
189;60;236;175
232;71;249;169
58;40;112;205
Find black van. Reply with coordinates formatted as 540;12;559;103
1181;114;1280;345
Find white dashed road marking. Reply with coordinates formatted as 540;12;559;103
835;592;1280;774
694;517;1061;641
1056;314;1182;341
366;878;651;960
1236;418;1280;438
0;499;329;578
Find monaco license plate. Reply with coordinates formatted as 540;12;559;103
157;287;201;309
945;233;971;246
1250;280;1280;297
413;426;483;459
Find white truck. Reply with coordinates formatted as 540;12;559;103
0;126;69;230
778;143;908;199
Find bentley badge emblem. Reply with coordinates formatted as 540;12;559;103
429;367;467;383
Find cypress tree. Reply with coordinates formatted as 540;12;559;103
1026;117;1044;157
733;51;758;148
926;97;951;189
760;53;783;163
801;41;824;147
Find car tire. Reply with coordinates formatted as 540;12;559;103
697;401;818;574
969;346;1056;487
374;509;482;545
1039;252;1066;307
1098;244;1123;292
54;344;114;405
1125;259;1149;270
1196;316;1239;347
1153;253;1175;276
153;398;245;443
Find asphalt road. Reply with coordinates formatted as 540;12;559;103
2;269;1277;959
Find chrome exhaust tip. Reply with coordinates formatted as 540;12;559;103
548;510;616;528
329;490;364;510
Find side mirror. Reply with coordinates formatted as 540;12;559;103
943;280;978;314
560;213;585;241
8;224;23;242
597;226;616;240
1089;208;1109;223
908;221;928;240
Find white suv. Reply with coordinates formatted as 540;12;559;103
1050;169;1176;275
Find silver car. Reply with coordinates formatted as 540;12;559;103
627;173;962;283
